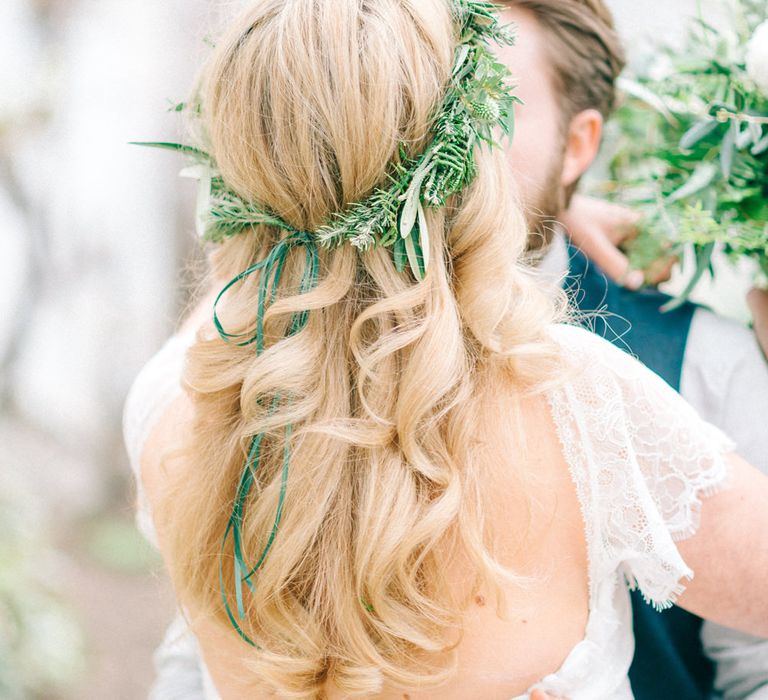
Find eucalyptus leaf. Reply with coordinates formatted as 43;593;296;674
660;242;715;312
453;44;471;77
618;77;678;125
180;165;213;238
751;133;768;156
417;200;430;270
666;162;718;203
720;121;738;180
399;158;434;239
393;236;407;273
129;141;211;161
679;119;719;150
747;122;762;145
399;186;421;241
404;229;425;281
503;99;518;144
690;16;720;36
735;125;754;150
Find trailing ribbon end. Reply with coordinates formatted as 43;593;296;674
215;231;320;644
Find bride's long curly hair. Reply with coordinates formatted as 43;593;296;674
158;0;566;695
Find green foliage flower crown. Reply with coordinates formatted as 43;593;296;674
136;0;520;281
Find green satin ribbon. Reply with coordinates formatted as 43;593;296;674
214;230;319;645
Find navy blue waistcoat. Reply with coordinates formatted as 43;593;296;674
564;244;712;700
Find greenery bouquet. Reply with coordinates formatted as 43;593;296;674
607;0;768;308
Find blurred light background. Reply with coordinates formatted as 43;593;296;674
0;0;749;698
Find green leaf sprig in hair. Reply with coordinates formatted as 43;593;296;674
133;0;520;282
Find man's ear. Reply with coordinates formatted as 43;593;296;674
561;108;603;188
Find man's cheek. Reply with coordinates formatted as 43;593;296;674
519;110;561;162
507;141;550;203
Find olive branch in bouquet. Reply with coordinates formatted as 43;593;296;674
605;0;768;309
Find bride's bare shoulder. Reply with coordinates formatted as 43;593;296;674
139;385;195;517
140;287;219;512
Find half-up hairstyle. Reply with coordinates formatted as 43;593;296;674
156;0;565;696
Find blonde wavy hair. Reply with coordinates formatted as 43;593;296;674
157;0;566;696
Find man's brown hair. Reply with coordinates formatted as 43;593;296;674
503;0;626;126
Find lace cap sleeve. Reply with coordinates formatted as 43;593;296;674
549;324;736;610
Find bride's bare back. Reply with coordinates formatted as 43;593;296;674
135;302;768;700
144;365;590;699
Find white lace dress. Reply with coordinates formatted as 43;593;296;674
123;323;735;700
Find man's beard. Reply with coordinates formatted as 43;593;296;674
524;148;567;259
